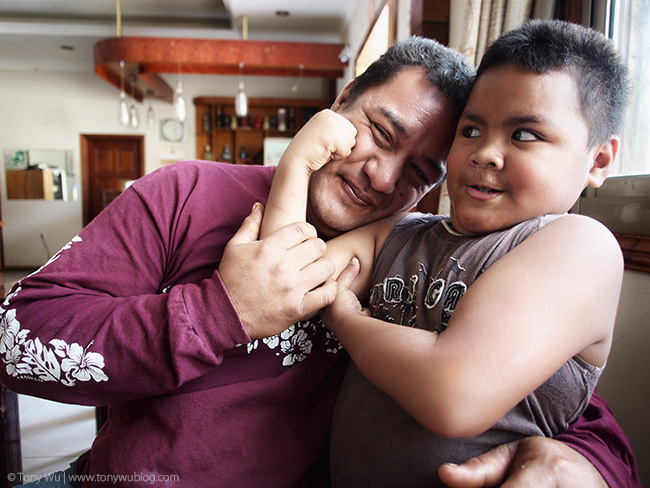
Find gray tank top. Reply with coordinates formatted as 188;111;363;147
330;213;603;488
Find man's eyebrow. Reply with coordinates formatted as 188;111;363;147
380;107;407;136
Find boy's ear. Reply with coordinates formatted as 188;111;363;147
331;80;356;111
587;137;619;188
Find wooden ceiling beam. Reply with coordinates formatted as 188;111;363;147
94;37;347;103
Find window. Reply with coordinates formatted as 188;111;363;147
610;0;650;177
575;0;650;272
355;0;395;77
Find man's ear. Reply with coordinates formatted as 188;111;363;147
587;137;619;188
331;80;356;111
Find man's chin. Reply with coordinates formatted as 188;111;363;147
309;207;370;239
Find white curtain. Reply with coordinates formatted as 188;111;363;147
437;0;556;214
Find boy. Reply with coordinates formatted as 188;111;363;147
260;20;629;487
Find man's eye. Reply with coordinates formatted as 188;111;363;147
411;164;430;184
460;126;481;138
512;129;539;142
373;122;392;146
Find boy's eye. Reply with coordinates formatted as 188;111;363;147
460;126;481;138
512;129;539;142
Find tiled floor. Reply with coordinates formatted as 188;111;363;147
2;269;97;477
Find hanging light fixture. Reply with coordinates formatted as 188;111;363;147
235;61;248;118
234;15;249;119
147;102;155;127
174;63;186;122
118;60;130;126
291;64;304;93
128;74;139;128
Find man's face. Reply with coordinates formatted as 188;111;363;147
307;67;459;238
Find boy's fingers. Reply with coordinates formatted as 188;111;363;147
336;257;361;288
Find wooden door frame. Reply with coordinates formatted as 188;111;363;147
80;134;144;226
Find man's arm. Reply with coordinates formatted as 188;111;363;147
439;392;640;487
0;161;337;405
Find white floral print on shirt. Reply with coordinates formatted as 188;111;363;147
245;319;342;366
0;235;109;386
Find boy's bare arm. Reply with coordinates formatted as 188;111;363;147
260;109;356;238
324;214;623;438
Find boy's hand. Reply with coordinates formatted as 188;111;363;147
281;109;357;174
321;257;369;328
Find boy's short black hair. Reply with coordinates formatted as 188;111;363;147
345;36;476;114
477;19;629;147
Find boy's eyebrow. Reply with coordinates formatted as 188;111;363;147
460;111;546;127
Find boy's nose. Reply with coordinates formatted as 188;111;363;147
363;157;400;194
471;144;504;170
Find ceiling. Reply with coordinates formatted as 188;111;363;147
0;0;356;73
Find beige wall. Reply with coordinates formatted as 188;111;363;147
0;70;324;268
598;269;650;486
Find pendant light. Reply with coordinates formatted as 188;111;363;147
147;101;155;127
234;15;249;118
118;60;129;126
174;63;186;123
128;74;139;128
235;62;248;118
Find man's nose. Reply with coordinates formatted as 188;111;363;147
363;156;400;194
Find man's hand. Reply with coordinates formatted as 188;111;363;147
219;203;337;339
438;436;608;488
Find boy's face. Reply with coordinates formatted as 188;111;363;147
446;64;613;236
307;67;458;239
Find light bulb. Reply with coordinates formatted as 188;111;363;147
130;103;138;128
235;81;248;117
175;81;186;122
147;103;155;127
119;92;129;126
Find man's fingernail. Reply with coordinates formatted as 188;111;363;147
350;256;360;266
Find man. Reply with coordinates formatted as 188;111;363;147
0;37;637;488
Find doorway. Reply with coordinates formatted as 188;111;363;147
80;135;144;226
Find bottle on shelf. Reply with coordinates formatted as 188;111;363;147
215;105;223;128
277;107;287;131
202;145;213;161
202;111;212;133
239;145;248;161
221;143;232;162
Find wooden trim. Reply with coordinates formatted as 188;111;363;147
94;37;347;103
353;0;396;71
614;233;650;274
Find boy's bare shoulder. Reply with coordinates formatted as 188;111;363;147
532;213;623;264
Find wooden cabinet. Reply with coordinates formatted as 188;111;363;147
6;168;62;200
193;97;326;165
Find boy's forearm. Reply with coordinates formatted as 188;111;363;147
260;155;312;238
